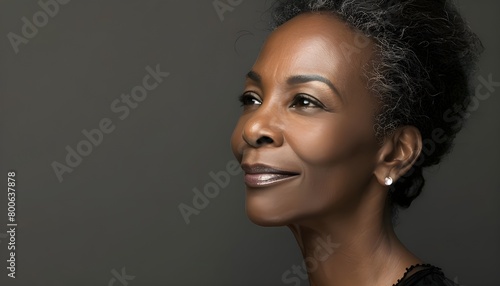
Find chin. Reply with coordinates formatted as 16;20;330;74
245;198;298;227
246;212;289;227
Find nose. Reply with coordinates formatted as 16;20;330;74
241;106;284;148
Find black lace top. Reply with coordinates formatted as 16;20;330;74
393;263;460;286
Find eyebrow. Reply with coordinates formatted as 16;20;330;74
246;70;343;102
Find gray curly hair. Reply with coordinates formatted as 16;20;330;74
269;0;483;222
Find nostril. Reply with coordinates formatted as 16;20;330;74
256;136;273;145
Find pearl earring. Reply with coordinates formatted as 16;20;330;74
384;176;393;186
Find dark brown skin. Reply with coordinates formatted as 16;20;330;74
231;12;424;286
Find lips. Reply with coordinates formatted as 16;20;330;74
241;163;300;187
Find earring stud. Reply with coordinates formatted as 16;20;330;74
384;176;393;186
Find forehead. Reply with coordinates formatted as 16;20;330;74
252;12;374;84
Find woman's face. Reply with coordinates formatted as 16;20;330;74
230;12;382;226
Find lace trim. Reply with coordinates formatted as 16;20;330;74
392;263;442;286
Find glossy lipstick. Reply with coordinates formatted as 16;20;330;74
241;163;299;187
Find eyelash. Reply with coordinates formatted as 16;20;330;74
238;93;260;106
238;92;324;109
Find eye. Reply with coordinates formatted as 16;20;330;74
290;94;324;109
238;92;261;106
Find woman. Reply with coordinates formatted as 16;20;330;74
230;0;482;285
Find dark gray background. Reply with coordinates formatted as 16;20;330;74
0;0;498;285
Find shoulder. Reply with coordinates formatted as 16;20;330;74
394;263;460;286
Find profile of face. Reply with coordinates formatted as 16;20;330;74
230;12;393;226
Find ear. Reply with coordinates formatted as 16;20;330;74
373;126;422;186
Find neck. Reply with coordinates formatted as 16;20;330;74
286;190;423;286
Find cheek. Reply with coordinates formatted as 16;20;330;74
286;115;377;208
286;114;363;165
